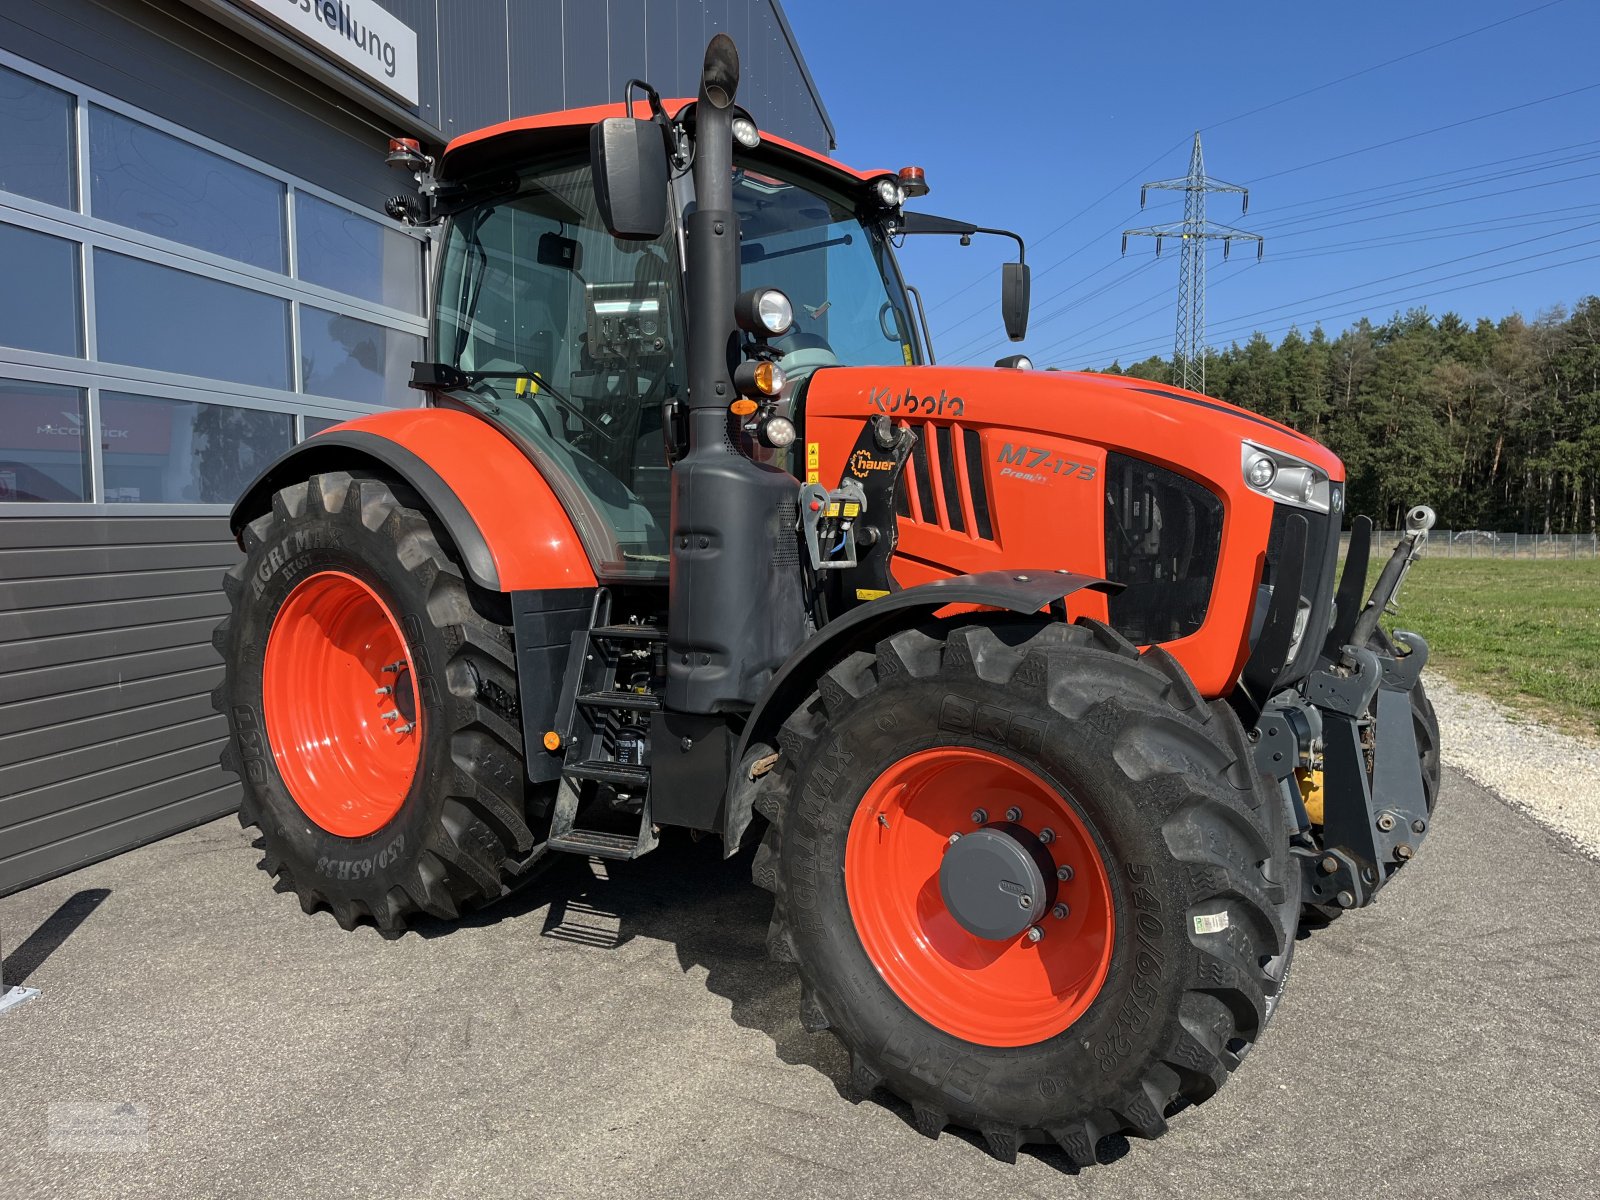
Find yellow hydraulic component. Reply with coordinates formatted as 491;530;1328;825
1297;768;1325;825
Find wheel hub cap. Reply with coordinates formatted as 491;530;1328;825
844;746;1115;1047
938;824;1054;940
261;570;421;838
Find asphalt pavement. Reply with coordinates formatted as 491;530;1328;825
2;765;1598;1199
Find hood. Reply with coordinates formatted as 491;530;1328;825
800;366;1344;482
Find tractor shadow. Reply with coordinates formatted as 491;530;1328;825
412;830;1124;1172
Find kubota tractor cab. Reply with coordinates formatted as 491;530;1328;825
217;36;1440;1165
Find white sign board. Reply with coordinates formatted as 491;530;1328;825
234;0;419;107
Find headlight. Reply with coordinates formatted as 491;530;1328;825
761;416;797;448
731;116;761;149
734;286;795;337
1240;440;1332;513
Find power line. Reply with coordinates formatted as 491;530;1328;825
1197;0;1571;136
954;154;1600;360
1073;251;1600;370
921;7;1577;331
1120;133;1262;391
1250;81;1600;185
1064;227;1600;365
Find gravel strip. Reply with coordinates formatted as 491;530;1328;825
1426;670;1600;859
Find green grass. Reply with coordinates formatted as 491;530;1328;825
1385;558;1600;737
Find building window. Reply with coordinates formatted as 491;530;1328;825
295;191;422;313
0;379;90;502
0;223;82;357
94;251;292;390
300;307;422;406
0;51;427;510
89;106;287;272
0;64;74;209
100;392;293;504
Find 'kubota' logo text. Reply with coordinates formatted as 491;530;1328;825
869;386;964;417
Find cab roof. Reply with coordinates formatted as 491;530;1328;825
440;100;884;189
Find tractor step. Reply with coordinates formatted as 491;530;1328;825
568;759;650;788
546;829;647;860
576;690;661;711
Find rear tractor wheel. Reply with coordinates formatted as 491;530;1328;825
754;618;1295;1165
213;471;544;931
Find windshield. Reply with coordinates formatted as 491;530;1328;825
434;159;683;578
732;165;918;374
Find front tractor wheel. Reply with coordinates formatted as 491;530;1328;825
213;471;543;931
755;619;1295;1165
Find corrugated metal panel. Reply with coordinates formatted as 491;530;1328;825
508;0;567;118
561;0;610;110
372;0;444;129
435;0;512;136
608;0;648;103
0;517;239;897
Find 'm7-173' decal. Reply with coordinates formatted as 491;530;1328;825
995;443;1097;482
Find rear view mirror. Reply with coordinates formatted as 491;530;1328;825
590;118;669;240
1002;261;1030;341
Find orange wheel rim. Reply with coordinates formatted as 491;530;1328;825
262;570;421;838
845;747;1114;1047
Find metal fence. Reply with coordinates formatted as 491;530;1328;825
1341;530;1600;559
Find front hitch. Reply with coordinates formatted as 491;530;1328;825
1293;504;1437;911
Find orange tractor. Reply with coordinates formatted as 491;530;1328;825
217;36;1440;1164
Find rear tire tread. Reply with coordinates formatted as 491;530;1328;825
214;471;544;932
752;617;1291;1164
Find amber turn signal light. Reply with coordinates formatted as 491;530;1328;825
729;398;759;417
733;359;786;400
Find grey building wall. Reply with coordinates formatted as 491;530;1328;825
375;0;835;150
0;516;237;893
0;0;831;896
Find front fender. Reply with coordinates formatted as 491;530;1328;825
230;408;596;592
722;569;1119;849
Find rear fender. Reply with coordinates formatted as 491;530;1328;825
230;408;596;592
720;569;1119;850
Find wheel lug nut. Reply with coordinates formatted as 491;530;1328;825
1026;926;1044;943
394;723;414;735
1038;827;1055;844
1056;865;1074;882
1052;903;1069;920
947;832;962;845
1412;818;1427;834
381;710;400;722
375;685;393;696
382;661;403;673
970;808;988;825
1005;806;1022;822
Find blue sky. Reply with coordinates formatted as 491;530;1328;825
782;0;1600;369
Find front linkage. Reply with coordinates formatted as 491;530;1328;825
1256;505;1438;911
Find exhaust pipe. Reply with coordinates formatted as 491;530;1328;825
666;35;808;715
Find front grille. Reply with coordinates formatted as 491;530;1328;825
1265;502;1340;684
1103;453;1225;645
896;421;995;542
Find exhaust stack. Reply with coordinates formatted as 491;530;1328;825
665;35;808;715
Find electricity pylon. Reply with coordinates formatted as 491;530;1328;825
1123;132;1262;393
